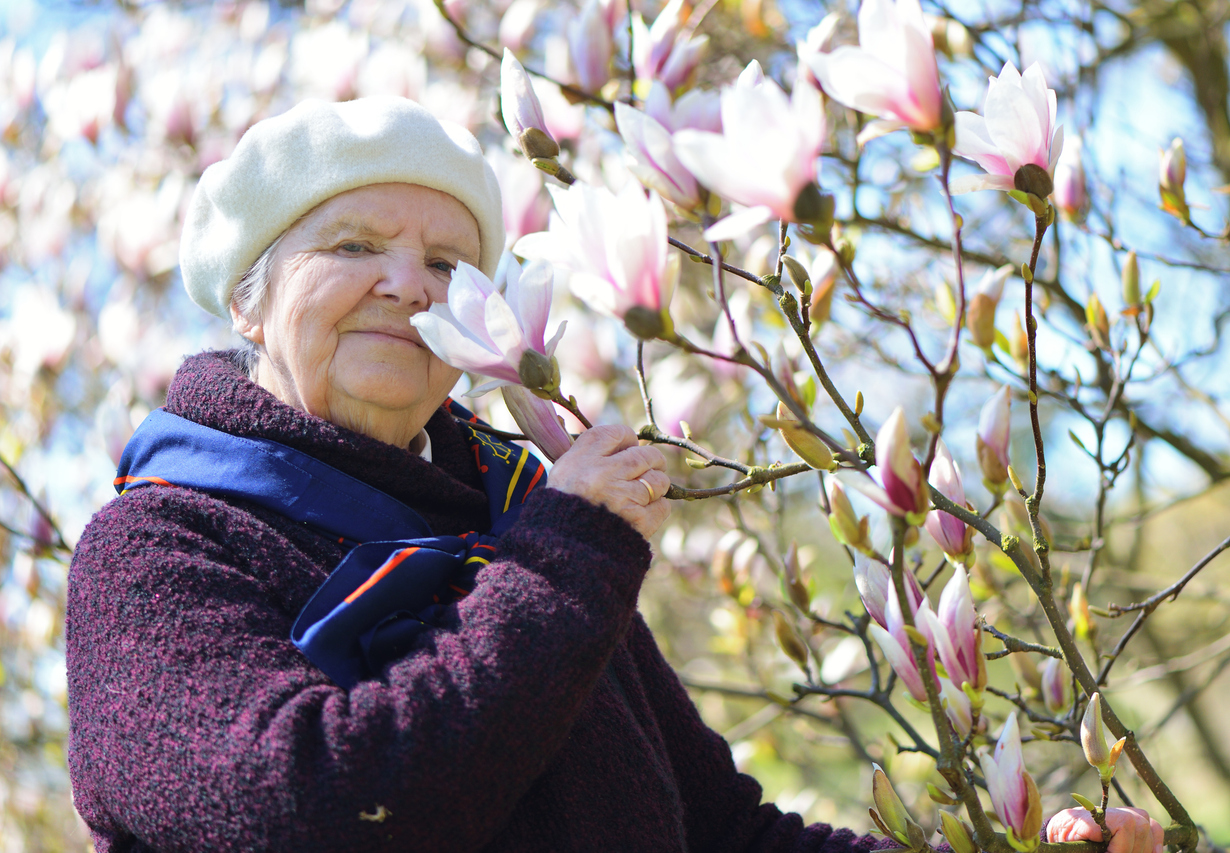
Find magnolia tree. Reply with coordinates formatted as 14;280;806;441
2;0;1229;848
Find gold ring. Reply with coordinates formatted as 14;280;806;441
637;477;656;503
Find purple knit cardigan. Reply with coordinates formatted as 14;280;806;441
66;350;889;853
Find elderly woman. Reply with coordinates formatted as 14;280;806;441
66;98;1162;852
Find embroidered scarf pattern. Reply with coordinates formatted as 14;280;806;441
114;398;547;688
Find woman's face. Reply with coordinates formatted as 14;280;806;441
234;183;480;448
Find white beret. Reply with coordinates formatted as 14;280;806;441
180;97;505;319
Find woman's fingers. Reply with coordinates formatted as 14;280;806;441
547;426;671;538
1048;808;1164;853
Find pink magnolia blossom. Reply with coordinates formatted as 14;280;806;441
501;49;559;160
486;148;551;247
923;440;972;562
1041;656;1068;714
500;384;573;461
795;13;841;89
977;385;1012;488
952;62;1064;197
614;102;702;210
513;182;673;326
673;61;825;241
632;0;709;91
645;81;722;133
410;256;564;395
1052;136;1087;221
806;0;943;138
567;0;614;93
876;407;929;518
918;568;984;692
501;49;548;139
867;587;937;702
940;676;973;738
980;713;1043;848
498;0;540;51
853;551;923;629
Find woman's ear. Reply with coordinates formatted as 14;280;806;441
230;298;265;345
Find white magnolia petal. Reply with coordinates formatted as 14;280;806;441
410;313;519;382
465;377;515;397
948;173;1015;194
984;70;1045;171
511;258;554;351
701;205;776;241
483;292;529;369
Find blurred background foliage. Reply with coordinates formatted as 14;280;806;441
1;0;1229;848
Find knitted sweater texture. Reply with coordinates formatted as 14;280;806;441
67;350;887;853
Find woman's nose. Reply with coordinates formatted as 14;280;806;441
372;254;437;308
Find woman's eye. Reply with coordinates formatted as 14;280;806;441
431;261;455;273
339;242;366;253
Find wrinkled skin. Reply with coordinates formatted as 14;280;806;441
1047;808;1164;853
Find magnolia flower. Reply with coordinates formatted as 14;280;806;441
835;408;929;522
514;182;675;337
501;384;572;461
501;49;559;160
645;81;722;133
980;713;1043;850
795;13;841;89
486;148;551;246
614;102;702;210
1041;656;1068;714
924;440;972;563
918;568;984;694
940;675;973;738
868;587;936;702
567;0;614;93
673;61;825;241
966;264;1012;348
977;385;1012;489
632;0;709;91
1052;136;1088;222
806;0;943;140
952;62;1063;199
411;256;564;396
853;551;923;629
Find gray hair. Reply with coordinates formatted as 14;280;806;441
229;230;287;380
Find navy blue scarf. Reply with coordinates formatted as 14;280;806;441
114;399;547;689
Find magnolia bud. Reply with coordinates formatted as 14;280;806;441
1009;312;1029;366
1085;293;1109;349
1081;692;1112;780
1070;582;1094;641
772;610;811;671
763;402;836;471
783;541;812;612
966;293;997;348
939;812;978;853
782;255;811;297
869;764;927;850
1041;656;1068;714
1122;250;1140;307
826;477;871;553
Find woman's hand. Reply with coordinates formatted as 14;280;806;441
1047;808;1164;853
548;425;671;540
